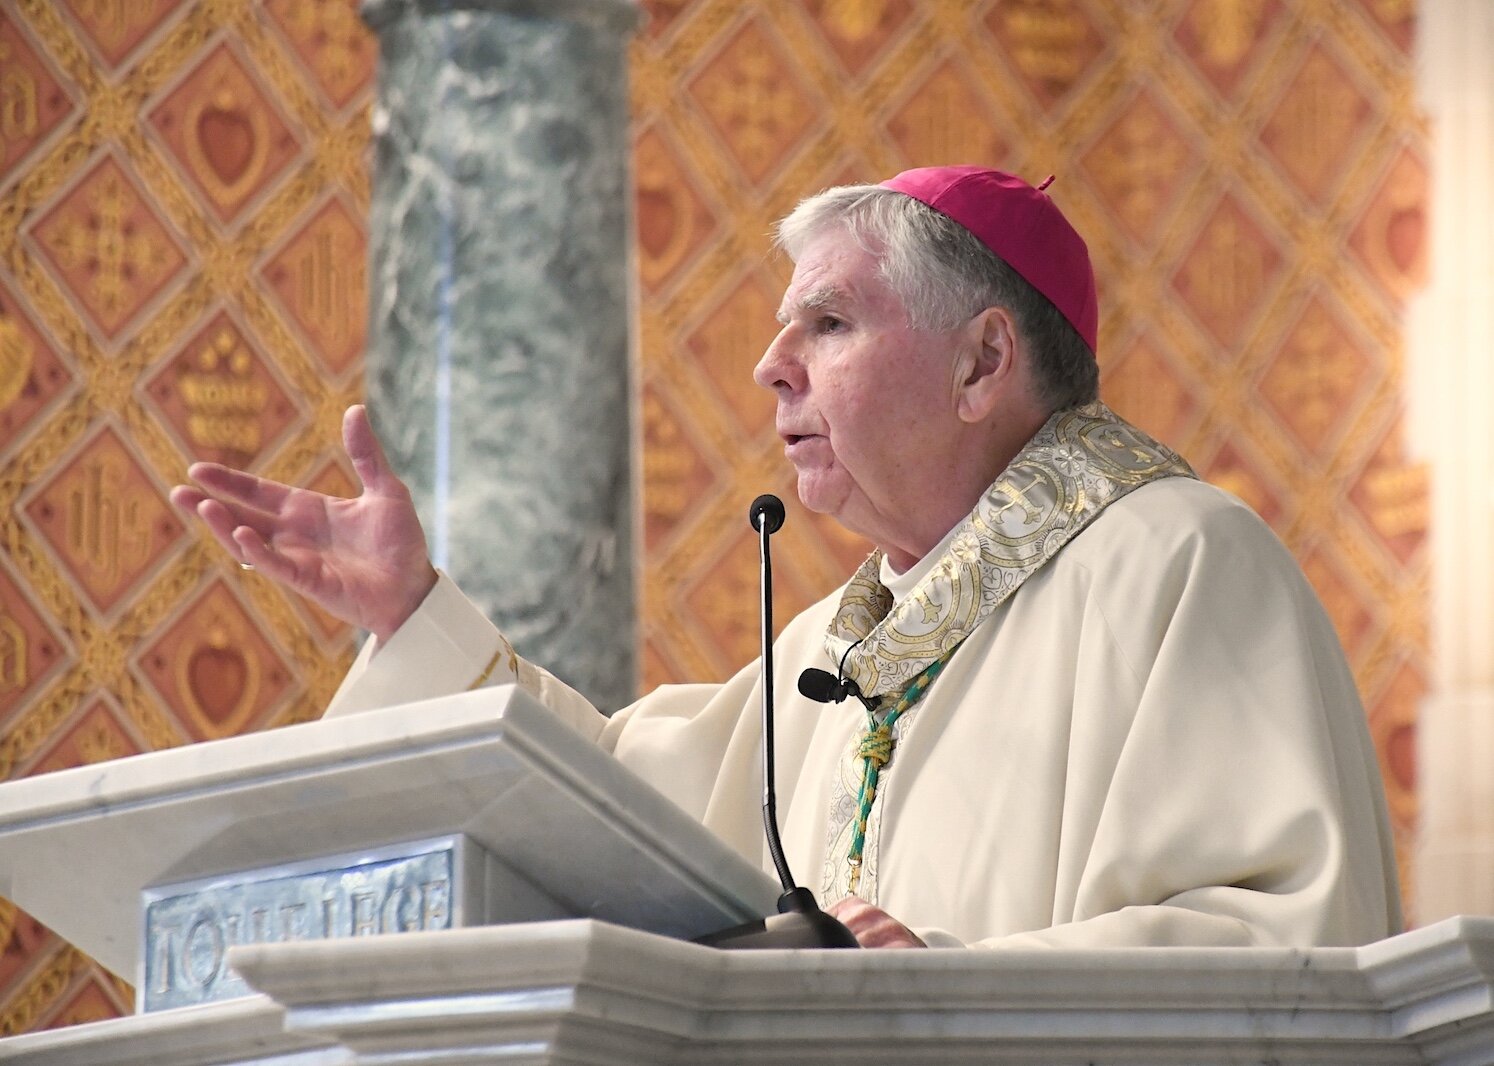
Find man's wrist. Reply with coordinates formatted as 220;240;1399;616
371;562;439;644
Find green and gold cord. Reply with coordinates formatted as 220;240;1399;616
845;646;959;893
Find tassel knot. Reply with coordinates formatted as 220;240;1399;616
857;723;894;768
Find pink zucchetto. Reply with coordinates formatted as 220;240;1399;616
881;165;1099;353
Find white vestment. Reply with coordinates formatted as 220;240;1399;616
325;477;1401;949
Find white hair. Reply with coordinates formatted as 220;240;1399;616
773;183;1098;408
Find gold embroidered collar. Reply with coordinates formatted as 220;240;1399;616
825;402;1196;699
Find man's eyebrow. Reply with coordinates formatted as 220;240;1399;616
775;285;842;324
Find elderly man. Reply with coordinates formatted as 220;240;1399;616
173;166;1401;950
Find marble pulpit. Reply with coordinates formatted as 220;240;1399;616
0;687;1492;1064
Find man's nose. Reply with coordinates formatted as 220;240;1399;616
753;327;803;392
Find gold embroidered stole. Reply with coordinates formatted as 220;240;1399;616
819;402;1195;902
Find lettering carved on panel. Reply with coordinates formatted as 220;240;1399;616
23;427;184;615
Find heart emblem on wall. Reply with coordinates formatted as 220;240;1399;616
183;88;271;212
176;622;260;738
197;105;255;185
187;641;247;725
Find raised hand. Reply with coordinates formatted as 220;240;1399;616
170;405;438;643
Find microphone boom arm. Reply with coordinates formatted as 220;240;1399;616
757;506;797;894
693;494;858;950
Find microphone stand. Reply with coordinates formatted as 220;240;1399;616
694;495;858;950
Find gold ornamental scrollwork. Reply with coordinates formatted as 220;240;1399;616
64;0;157;55
0;945;86;1037
0;38;41;154
997;0;1094;85
1186;0;1266;68
0;611;28;696
0;315;33;411
818;0;888;41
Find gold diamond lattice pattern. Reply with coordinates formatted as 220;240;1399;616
0;0;371;1034
28;155;189;340
0;0;1432;1037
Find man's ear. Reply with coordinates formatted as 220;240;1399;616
952;306;1019;424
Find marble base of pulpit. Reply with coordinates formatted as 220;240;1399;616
5;915;1493;1065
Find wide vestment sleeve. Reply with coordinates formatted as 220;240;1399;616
881;479;1403;949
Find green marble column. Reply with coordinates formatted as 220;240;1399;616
362;0;640;710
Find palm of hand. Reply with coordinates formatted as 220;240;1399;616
269;485;432;638
171;406;438;643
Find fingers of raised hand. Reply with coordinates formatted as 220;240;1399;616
343;405;398;496
191;499;256;560
168;484;207;513
231;526;299;584
169;483;237;556
186;462;294;512
186;488;278;536
171;487;278;564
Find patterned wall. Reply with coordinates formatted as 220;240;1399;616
0;0;1427;1038
0;0;374;1034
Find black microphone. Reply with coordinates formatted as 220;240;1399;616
749;493;784;535
797;668;843;704
799;640;878;713
694;495;858;950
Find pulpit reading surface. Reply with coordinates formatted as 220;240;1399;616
0;684;780;1011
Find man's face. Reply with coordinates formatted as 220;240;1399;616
753;227;967;548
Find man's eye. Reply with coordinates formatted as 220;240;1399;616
817;316;844;333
